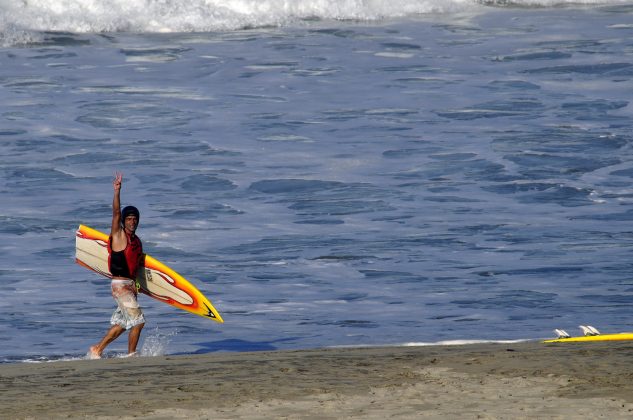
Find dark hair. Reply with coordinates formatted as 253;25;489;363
121;206;140;223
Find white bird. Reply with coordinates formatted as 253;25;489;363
579;325;599;336
554;329;570;339
587;325;601;335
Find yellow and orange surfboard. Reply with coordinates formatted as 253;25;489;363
76;225;223;323
543;333;633;343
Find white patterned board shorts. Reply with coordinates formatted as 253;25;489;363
110;279;145;330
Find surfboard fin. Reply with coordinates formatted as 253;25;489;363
587;325;601;335
579;325;600;336
554;329;570;339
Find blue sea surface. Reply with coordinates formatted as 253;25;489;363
1;0;633;363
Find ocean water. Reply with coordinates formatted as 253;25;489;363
2;0;633;363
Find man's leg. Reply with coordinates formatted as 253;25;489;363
89;324;126;358
127;323;145;355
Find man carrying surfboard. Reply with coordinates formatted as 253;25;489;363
89;172;145;359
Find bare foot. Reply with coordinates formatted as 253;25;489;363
87;346;102;360
121;351;138;358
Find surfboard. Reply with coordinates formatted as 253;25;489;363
543;333;633;343
75;224;223;323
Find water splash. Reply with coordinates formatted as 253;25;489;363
140;327;178;357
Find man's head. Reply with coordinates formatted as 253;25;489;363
121;205;140;233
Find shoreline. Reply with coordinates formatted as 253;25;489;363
2;341;633;418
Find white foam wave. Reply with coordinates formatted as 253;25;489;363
401;339;532;346
329;338;533;350
0;0;461;38
1;0;630;42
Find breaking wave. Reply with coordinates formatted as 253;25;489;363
1;0;631;45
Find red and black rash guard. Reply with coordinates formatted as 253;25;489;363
108;234;143;279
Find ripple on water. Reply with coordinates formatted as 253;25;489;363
436;98;545;120
492;51;572;62
492;128;629;154
523;62;633;76
119;45;192;63
76;101;201;130
559;99;629;121
483;182;596;207
180;174;237;192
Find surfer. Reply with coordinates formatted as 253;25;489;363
89;172;146;359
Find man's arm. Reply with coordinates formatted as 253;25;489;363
110;172;126;251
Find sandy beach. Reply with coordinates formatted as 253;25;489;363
2;341;633;419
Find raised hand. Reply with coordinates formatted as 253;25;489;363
113;172;123;192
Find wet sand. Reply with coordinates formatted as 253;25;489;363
2;341;633;419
